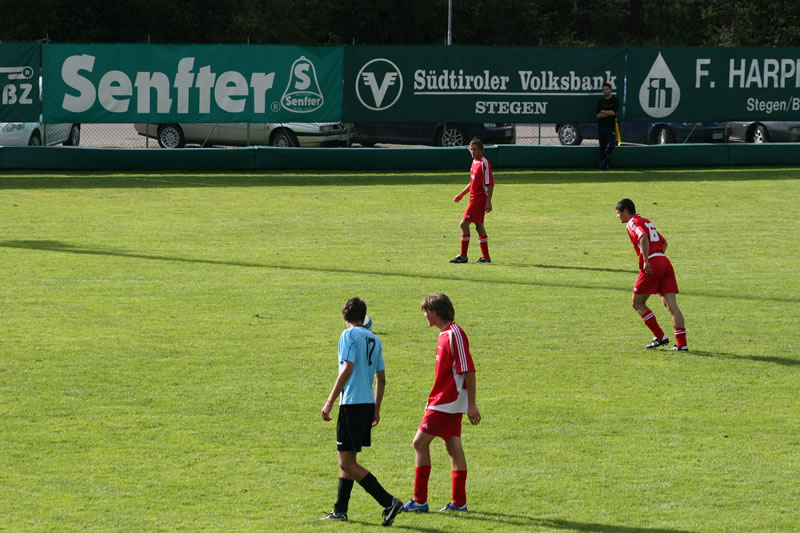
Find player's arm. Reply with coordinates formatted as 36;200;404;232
485;184;494;213
464;371;481;425
454;183;470;203
372;369;385;427
638;234;653;274
321;360;354;421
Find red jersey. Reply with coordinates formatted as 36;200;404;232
427;322;476;414
626;214;667;269
468;157;493;199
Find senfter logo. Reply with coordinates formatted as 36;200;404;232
356;58;403;111
639;52;680;118
280;56;324;113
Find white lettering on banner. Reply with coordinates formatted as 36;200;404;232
410;68;615;95
745;97;795;114
475;100;548;114
518;70;615;92
60;54;277;115
695;59;712;88
728;58;800;88
1;83;34;105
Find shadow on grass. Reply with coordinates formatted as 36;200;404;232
505;262;638;275
1;240;797;307
370;511;695;533
689;349;800;367
0;240;641;294
1;167;798;190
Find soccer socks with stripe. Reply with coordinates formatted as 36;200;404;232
640;310;665;340
451;470;468;507
357;472;393;508
413;465;431;505
478;234;490;259
674;328;687;348
460;235;470;257
334;477;354;514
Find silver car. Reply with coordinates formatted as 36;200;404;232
0;120;80;146
0;79;80;146
727;121;800;143
134;122;353;148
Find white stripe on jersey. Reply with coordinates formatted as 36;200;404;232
628;219;643;237
448;324;468;373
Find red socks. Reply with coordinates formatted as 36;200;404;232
414;467;468;507
413;465;431;504
674;328;687;348
478;235;489;259
460;235;470;257
460;234;489;259
452;470;468;507
640;310;665;339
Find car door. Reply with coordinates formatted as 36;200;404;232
44;121;70;145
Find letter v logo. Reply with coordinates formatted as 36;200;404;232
356;58;403;111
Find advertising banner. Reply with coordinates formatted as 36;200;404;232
42;44;343;123
343;46;626;123
627;47;800;122
0;42;40;122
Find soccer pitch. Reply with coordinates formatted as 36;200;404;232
1;168;798;532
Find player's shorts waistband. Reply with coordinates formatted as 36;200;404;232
648;253;665;259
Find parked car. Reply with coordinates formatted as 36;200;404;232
0;120;80;146
351;122;516;147
555;122;728;146
727;121;800;143
133;122;353;148
0;79;80;146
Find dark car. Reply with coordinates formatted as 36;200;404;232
352;122;516;147
727;121;800;143
555;122;728;146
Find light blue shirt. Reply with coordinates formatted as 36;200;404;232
338;326;385;405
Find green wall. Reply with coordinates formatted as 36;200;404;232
2;144;799;171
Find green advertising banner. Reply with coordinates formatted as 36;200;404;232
0;43;40;122
42;44;343;123
626;47;800;122
343;46;625;123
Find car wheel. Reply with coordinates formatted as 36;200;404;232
750;125;769;143
436;124;466;146
63;124;81;146
557;123;582;145
653;126;675;144
28;131;42;146
157;124;185;148
271;128;298;147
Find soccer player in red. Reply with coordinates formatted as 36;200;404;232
402;293;481;514
450;138;494;263
616;198;689;351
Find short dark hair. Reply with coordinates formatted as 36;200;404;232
342;297;367;324
602;82;613;90
616;198;636;214
421;293;455;323
469;137;484;150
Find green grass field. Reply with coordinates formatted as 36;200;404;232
1;167;799;532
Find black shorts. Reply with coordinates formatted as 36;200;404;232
337;403;375;452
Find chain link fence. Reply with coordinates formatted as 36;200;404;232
66;121;800;149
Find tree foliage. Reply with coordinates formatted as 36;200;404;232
1;0;799;46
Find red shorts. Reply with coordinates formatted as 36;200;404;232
419;409;463;440
633;255;679;295
463;196;487;224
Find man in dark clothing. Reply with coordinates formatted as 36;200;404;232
596;82;619;170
